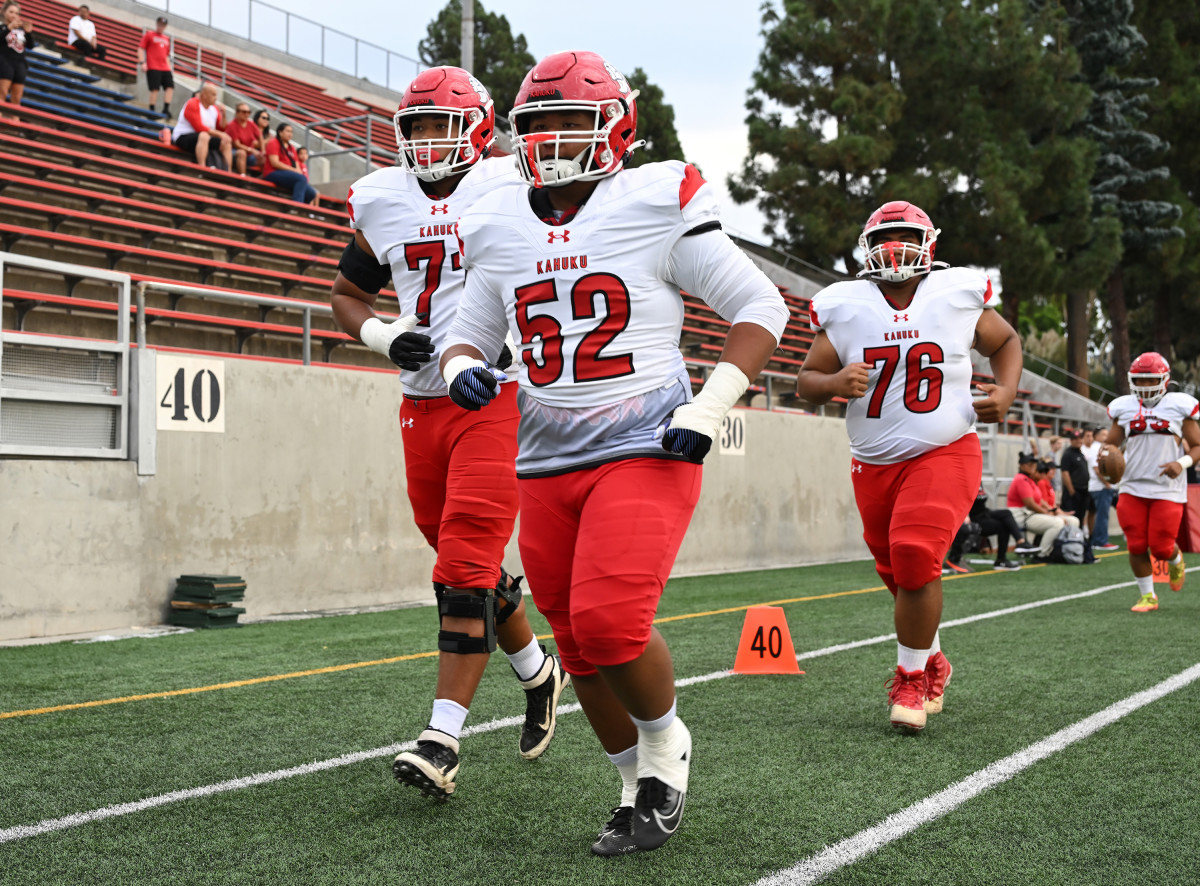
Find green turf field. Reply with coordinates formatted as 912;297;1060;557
3;550;1198;885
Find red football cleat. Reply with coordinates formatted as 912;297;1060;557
886;666;927;731
923;651;953;714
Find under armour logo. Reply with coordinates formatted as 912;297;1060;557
894;313;909;322
400;418;414;428
548;230;570;243
851;463;863;473
430;204;449;215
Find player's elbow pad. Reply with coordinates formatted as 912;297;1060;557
338;238;392;294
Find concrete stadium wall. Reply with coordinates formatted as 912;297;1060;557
0;353;1034;642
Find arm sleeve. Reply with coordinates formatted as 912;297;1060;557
665;229;790;343
443;266;509;360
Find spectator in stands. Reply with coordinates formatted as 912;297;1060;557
223;102;263;175
67;5;105;60
172;82;233;171
0;0;36;112
138;16;173;116
294;145;320;205
262;122;318;204
1007;452;1068;561
254;109;270;141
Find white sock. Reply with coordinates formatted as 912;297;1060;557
630;698;676;734
607;745;639;807
505;636;545;682
635;714;691;793
1136;575;1156;598
897;643;931;673
428;698;469;739
927;631;941;658
1171;549;1184;565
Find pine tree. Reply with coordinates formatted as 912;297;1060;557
730;0;1097;337
1060;0;1183;393
1124;3;1200;385
624;68;685;167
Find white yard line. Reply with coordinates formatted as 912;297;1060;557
754;661;1200;886
0;575;1150;844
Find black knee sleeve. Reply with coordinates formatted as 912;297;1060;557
434;583;496;654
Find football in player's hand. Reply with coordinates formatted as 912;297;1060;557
1098;446;1125;484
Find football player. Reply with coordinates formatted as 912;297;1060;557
438;51;789;854
1103;352;1200;612
330;67;569;801
795;201;1022;732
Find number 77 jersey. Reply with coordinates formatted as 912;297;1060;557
810;268;994;464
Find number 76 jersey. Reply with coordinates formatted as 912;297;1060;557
810;268;994;464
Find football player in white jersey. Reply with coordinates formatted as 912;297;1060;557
438;51;789;854
796;201;1022;732
330;67;568;802
1103;352;1200;611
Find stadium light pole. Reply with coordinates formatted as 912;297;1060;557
460;0;474;73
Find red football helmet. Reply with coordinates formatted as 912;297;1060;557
393;66;495;182
857;201;941;283
1128;351;1171;406
508;51;641;187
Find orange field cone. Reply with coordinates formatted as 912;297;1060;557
1151;554;1170;585
732;605;802;674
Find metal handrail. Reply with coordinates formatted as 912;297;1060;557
173;50;393;172
148;0;421;90
1022;351;1119;403
302;114;392;173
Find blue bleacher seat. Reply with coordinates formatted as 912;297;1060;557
27;57;100;82
20;98;163;139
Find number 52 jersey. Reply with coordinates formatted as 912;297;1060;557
810;268;995;464
447;160;789;476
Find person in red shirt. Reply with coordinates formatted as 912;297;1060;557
1006;453;1068;561
261;122;317;204
223;102;263;175
138;16;172;115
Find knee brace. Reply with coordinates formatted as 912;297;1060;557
494;568;523;626
434;583;496;654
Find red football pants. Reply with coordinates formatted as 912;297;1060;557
1116;493;1184;559
851;434;982;594
400;383;519;589
518;458;702;676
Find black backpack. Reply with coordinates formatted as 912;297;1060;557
1051;525;1095;564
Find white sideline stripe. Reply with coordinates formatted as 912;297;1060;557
796;578;1140;661
754;661;1200;886
0;576;1146;844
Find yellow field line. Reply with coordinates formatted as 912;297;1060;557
0;565;1037;720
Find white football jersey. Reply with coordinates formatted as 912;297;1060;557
347;157;521;397
1108;391;1199;503
810;268;994;464
448;161;788;476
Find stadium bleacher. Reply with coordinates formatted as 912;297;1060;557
21;0;395;165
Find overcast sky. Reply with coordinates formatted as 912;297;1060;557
182;0;776;241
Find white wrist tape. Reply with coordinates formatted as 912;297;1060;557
670;362;750;438
442;353;486;386
359;315;418;356
1178;454;1194;470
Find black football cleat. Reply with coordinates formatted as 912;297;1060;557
591;806;641;857
392;729;459;800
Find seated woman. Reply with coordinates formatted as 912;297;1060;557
261;122;318;204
